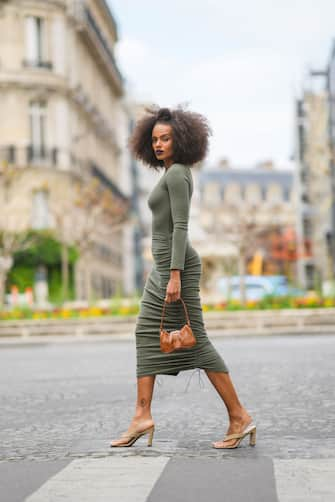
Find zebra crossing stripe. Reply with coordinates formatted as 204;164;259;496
24;456;335;502
25;456;170;502
273;458;335;502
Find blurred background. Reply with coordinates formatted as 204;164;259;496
1;0;335;316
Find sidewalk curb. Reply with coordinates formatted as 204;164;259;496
0;327;334;345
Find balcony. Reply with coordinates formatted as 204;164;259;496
0;145;58;167
0;145;84;175
71;2;124;95
22;59;53;70
26;145;58;165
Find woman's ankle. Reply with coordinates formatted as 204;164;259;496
133;410;153;421
228;405;248;422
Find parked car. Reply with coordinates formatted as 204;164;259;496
216;275;304;301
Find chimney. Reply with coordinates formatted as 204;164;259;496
218;157;230;169
257;160;274;170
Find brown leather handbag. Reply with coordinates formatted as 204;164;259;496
160;297;196;353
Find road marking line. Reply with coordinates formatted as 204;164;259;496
25;456;170;502
273;459;335;502
25;456;335;502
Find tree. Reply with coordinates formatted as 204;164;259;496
74;177;131;301
0;231;35;305
0;165;35;306
268;227;298;280
9;230;78;303
219;203;280;305
51;175;131;302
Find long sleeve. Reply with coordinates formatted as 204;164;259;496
165;164;191;270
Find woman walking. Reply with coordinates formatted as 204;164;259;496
110;106;256;449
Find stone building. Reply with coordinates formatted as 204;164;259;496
294;91;332;290
0;0;133;302
196;161;296;293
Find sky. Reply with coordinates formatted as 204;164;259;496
108;0;335;169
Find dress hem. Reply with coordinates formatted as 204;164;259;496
137;366;229;378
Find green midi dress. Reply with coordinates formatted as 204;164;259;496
135;163;229;377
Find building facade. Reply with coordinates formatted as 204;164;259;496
294;91;332;290
196;162;296;295
0;0;132;302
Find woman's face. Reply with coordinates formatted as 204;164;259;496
152;123;174;165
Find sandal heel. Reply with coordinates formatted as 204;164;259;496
147;426;155;446
249;427;256;446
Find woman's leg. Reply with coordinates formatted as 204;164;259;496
110;375;156;446
204;370;253;448
133;375;156;422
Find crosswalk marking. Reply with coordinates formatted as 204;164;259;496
25;456;170;502
273;459;335;502
24;456;335;502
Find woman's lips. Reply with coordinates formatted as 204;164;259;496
155;150;164;155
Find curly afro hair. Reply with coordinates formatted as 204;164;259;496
128;105;212;170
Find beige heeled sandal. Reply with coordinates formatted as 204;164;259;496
212;422;256;449
110;425;155;448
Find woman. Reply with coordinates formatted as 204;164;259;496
110;106;256;449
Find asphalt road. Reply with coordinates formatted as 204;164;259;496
0;333;334;501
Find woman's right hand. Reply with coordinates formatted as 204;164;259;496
165;272;181;303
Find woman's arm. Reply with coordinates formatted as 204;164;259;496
165;164;191;271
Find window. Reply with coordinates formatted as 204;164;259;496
25;16;51;68
224;183;242;203
283;188;291;202
261;186;267;201
29;101;47;160
267;183;282;204
245;183;261;203
303;217;312;239
31;190;49;229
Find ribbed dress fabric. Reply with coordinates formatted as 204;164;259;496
135;163;229;377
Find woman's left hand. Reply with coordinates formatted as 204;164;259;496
165;273;181;303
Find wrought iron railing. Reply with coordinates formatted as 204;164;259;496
22;59;53;70
0;145;57;166
83;6;123;84
0;145;84;174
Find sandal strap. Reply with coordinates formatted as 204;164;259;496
223;428;253;441
120;426;154;439
115;433;139;443
224;431;247;440
223;423;256;441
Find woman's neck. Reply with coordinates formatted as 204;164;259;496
164;158;174;170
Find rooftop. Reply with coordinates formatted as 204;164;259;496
199;167;293;189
